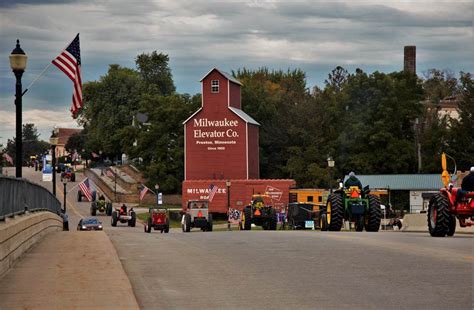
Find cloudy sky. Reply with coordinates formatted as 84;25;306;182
0;0;472;146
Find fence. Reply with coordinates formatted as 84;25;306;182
0;176;61;221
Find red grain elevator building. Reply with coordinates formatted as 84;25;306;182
184;68;259;180
183;68;295;213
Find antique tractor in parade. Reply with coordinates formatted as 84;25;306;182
427;153;474;237
181;200;213;232
90;197;112;216
144;208;170;233
111;204;136;227
324;185;382;232
241;194;278;230
286;202;327;230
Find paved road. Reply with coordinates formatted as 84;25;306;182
13;167;474;309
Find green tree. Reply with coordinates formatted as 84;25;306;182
448;72;474;171
5;123;49;164
136;52;176;96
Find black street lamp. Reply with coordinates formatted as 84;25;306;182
327;156;335;193
49;136;59;196
10;40;28;178
226;180;231;231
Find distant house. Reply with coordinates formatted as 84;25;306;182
424;95;460;121
344;174;444;213
50;127;82;158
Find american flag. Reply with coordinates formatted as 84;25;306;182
208;184;218;202
52;34;82;117
2;153;13;165
140;185;150;201
91;152;99;158
78;178;93;202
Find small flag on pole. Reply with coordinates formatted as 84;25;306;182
52;33;82;117
91;152;99;158
78;178;93;202
208;184;218;202
140;185;150;201
2;153;14;165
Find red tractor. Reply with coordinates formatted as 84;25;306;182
144;208;170;233
428;153;474;237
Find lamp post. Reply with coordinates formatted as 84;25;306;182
10;40;28;178
226;180;231;231
327;156;335;193
62;179;68;212
49;136;59;196
155;184;160;205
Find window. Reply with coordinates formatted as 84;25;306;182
211;80;219;93
307;196;313;202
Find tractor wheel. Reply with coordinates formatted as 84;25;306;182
164;220;170;233
130;212;136;227
106;203;112;216
355;215;364;232
289;218;296;230
183;214;191;232
366;195;382;232
77;191;82;202
242;207;252;230
320;213;328;231
428;193;450;237
447;215;456;237
326;194;344;231
207;214;213;232
71;174;76;182
268;209;277;230
146;218;152;233
111;211;118;227
90;203;97;216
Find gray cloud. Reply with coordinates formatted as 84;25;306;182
0;0;473;145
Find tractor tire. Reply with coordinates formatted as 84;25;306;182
428;193;449;237
77;191;82;202
111;211;118;227
320;213;328;231
164;220;170;233
90;203;97;216
146;218;152;233
207;214;213;232
106;203;112;216
243;207;252;230
366;194;382;232
268;209;277;230
355;215;364;232
130;212;136;227
183;214;191;232
326;194;344;231
447;215;456;237
71;174;76;182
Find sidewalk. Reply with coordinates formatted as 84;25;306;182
0;230;139;310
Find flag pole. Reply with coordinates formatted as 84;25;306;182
22;62;53;96
22;33;80;96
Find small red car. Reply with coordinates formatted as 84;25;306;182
144;208;170;233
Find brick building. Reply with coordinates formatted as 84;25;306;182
183;68;295;213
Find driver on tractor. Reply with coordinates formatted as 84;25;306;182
344;171;363;190
98;193;105;201
120;204;128;215
458;167;474;201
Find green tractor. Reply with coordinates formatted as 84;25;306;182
241;195;278;230
324;186;382;232
91;198;112;216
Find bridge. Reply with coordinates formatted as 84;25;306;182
0;167;472;309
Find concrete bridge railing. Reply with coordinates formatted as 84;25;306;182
0;176;63;278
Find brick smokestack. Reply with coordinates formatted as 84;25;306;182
404;46;416;74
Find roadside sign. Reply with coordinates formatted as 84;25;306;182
157;192;163;205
